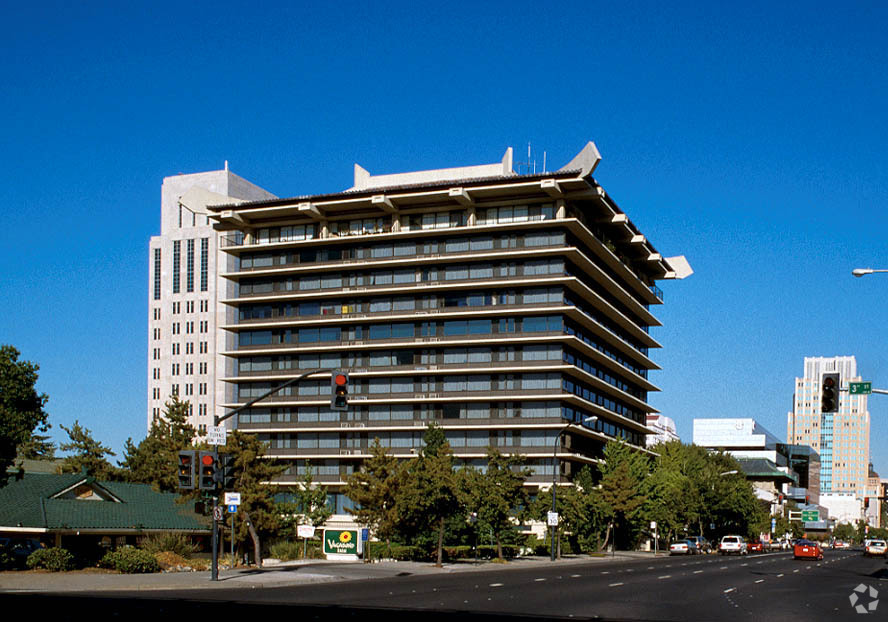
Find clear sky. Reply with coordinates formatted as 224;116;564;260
2;1;887;472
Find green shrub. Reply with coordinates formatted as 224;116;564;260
26;547;75;572
139;533;198;558
100;546;160;574
268;540;323;560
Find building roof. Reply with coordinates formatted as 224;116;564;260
0;473;210;533
736;458;796;483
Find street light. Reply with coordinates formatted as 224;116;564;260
551;416;597;561
852;268;888;277
720;470;739;476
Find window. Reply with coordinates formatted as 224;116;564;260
172;241;181;293
200;238;208;291
186;239;195;292
153;248;161;300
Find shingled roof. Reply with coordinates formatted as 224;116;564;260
0;473;210;533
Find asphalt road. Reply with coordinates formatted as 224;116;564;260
6;551;888;621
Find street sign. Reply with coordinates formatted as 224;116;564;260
361;528;369;542
850;382;872;395
789;511;802;520
547;511;559;527
297;525;315;538
227;504;237;513
801;510;820;521
213;506;224;521
207;426;227;446
650;521;657;530
224;492;241;505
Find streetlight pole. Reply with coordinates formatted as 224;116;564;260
852;268;888;278
550;416;597;561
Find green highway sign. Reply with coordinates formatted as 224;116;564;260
801;510;820;521
849;382;872;395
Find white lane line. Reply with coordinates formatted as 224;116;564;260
724;587;736;593
740;563;748;567
601;571;610;575
777;573;784;577
609;582;624;587
693;570;704;574
534;578;546;582
793;569;800;573
625;569;634;573
658;575;672;579
720;566;728;569
570;574;581;578
648;566;655;569
755;579;764;584
489;583;504;587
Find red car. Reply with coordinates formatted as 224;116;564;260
793;539;824;560
748;541;764;553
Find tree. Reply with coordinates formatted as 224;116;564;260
595;441;649;550
278;464;333;539
395;423;460;567
16;429;56;461
0;345;50;486
58;420;117;479
460;446;531;559
118;395;196;491
344;438;404;555
221;431;287;565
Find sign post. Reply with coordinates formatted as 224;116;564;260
297;524;315;559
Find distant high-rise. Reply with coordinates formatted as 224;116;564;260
147;168;275;434
787;356;870;498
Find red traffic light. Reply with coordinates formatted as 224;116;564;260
334;373;347;386
201;454;215;466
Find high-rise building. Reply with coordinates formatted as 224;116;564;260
645;414;679;447
147;167;275;434
786;356;870;499
202;142;682;511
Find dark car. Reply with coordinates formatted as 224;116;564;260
688;536;711;553
1;538;45;567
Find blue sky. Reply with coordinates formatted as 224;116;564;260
2;1;887;471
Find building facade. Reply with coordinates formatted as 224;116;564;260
645;414;679;447
786;356;870;499
147;167;275;434
205;143;679;512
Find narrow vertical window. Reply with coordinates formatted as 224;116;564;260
200;238;209;292
186;239;195;293
172;241;181;294
153;248;162;300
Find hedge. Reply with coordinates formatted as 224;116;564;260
100;546;160;574
26;547;75;572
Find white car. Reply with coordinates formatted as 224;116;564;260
719;535;748;555
865;540;887;557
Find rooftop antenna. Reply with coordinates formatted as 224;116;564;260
224;160;229;171
516;142;538;175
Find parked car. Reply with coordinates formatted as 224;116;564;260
0;538;44;567
670;539;699;555
865;540;887;557
719;535;748;556
688;536;711;554
793;539;824;560
748;540;764;553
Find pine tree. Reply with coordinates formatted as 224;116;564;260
0;345;50;485
119;395;196;491
58;420;117;479
344;438;404;554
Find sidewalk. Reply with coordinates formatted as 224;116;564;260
0;552;664;593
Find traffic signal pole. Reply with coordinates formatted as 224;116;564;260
214;368;342;427
211;445;219;581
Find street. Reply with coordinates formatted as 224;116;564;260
4;550;886;621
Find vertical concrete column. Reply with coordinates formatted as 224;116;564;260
555;199;567;219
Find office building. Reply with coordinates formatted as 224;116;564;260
147;167;275;434
645;414;679;447
786;356;870;498
204;142;682;511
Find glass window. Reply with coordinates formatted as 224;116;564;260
470;237;493;251
446;239;469;253
445;266;469;280
393;270;414;284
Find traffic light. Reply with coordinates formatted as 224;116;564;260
331;371;349;411
198;451;216;491
821;372;839;413
215;453;235;490
177;450;196;490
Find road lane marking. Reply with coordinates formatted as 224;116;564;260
601;571;610;575
793;569;799;573
693;570;703;574
755;579;764;584
720;566;728;569
489;583;504;587
658;575;671;579
777;574;784;577
741;563;748;567
724;588;736;593
570;574;581;578
534;578;546;582
609;582;624;587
